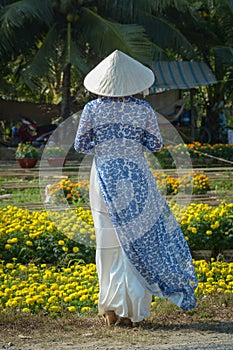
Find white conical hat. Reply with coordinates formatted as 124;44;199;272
84;50;154;97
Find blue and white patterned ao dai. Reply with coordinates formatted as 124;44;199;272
74;96;197;313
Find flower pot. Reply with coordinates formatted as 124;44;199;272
47;158;66;167
17;158;38;168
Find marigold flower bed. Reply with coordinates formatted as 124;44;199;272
155;142;233;167
0;260;232;314
171;202;233;252
0;205;96;264
47;173;211;205
0;202;232;264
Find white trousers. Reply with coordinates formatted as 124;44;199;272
90;162;152;322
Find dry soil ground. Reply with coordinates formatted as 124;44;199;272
0;298;232;350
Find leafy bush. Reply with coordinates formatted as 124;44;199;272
43;146;66;158
154;172;211;195
155;142;233;167
0;206;95;265
0;202;232;264
47;179;89;205
46;173;211;206
0;259;232;314
171;202;233;253
15;143;39;159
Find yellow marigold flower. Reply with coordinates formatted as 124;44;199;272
58;240;65;246
11;237;18;244
19;265;27;271
73;247;79;253
26;241;33;247
206;230;213;235
6;263;14;269
5;244;11;249
48;296;57;304
22;308;31;313
81;306;91;312
68;306;76;312
80;295;88;302
64;296;72;303
226;275;233;281
26;297;35;305
49;305;61;312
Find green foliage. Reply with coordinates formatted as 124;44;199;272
15;143;39;159
155;143;233;168
0;206;96;265
43;146;66;158
171;201;233;252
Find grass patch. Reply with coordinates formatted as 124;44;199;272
0;293;232;330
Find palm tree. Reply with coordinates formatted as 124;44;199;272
0;0;199;120
0;0;151;119
174;1;233;114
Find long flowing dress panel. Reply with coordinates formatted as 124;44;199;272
90;162;152;322
74;96;198;311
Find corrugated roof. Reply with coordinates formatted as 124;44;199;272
150;61;218;93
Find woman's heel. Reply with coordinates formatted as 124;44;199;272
104;311;117;326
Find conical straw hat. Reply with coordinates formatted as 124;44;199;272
84;50;154;97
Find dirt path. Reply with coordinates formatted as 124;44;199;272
1;318;232;350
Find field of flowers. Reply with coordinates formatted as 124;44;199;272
47;172;211;206
155;142;233;167
171;202;233;251
1;201;232;265
0;259;232;314
0;158;233;316
0;205;96;264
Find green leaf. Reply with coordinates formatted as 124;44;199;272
79;7;153;64
1;0;53;36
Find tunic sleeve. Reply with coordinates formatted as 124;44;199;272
74;103;94;154
143;107;163;152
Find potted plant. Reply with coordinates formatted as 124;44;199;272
15;143;39;168
43;146;66;166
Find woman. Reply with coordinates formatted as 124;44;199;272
74;50;197;327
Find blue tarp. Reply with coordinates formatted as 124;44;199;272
150;61;218;93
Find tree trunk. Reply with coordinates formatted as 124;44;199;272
61;62;71;121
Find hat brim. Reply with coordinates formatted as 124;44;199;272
84;50;154;97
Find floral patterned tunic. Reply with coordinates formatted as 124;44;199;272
74;96;198;310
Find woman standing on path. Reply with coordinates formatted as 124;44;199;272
74;50;197;327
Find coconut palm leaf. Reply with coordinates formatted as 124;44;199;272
140;14;195;59
0;0;52;36
97;0;192;22
212;47;233;66
69;40;89;75
79;7;153;63
225;0;233;12
23;24;59;78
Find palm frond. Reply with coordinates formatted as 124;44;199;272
212;46;233;66
1;0;53;36
142;14;195;60
224;0;233;13
69;40;89;75
23;24;59;78
97;0;192;23
79;7;153;63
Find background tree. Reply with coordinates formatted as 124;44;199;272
0;0;232;131
174;0;233;133
0;0;199;120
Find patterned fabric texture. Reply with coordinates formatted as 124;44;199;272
74;96;198;310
